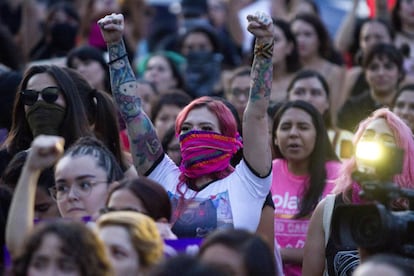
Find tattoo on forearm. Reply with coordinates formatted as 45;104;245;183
108;40;163;169
250;57;273;102
114;93;142;122
131;125;163;165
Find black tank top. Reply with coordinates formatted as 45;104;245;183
325;194;360;275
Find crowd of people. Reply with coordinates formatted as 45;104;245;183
0;0;414;275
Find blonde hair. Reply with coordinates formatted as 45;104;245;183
96;211;164;269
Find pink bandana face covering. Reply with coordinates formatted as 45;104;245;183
179;130;243;178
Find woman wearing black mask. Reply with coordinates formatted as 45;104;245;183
30;2;80;61
0;65;93;176
178;24;224;98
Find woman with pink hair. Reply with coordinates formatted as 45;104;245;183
98;12;274;238
302;107;414;276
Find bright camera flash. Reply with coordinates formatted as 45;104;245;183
355;141;382;161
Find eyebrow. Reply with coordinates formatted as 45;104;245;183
55;175;99;183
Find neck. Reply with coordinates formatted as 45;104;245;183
287;160;309;176
194;176;214;189
301;54;321;67
273;61;288;78
370;88;397;106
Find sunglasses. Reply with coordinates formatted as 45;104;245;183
20;86;61;106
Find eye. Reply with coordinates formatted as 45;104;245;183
298;124;311;130
181;125;191;133
35;203;52;213
201;126;213;131
78;180;92;191
157;114;170;122
280;123;291;130
111;247;128;260
311;89;324;96
56;184;69;193
30;257;48;270
368;63;379;71
292;88;305;96
395;101;405;109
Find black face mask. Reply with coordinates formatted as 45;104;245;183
185;51;223;98
26;101;66;138
49;23;78;51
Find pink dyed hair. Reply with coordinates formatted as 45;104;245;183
175;96;238;138
334;108;414;197
173;97;240;210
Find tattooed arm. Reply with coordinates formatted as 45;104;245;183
98;14;163;175
243;12;274;177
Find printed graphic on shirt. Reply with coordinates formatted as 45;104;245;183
333;250;359;276
169;191;234;238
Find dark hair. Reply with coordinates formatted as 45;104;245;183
287;69;333;128
152;254;231;276
11;220;112;276
271;100;338;218
178;24;222;54
198;229;277;276
0;71;22;130
66;45;111;93
62;68;127;171
273;18;301;73
150;92;192;122
63;136;124;183
352;17;395;65
360;18;395;45
391;0;404;33
4;65;93;155
108;177;172;221
1;150;54;194
362;43;404;80
292;13;343;65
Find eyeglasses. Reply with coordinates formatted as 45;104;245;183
48;179;107;201
20;86;61;106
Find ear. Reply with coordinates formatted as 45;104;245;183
273;137;278;146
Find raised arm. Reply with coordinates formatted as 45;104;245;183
98;14;163;176
243;12;274;177
334;0;360;55
6;135;64;257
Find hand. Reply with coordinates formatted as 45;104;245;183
97;13;124;45
26;135;65;171
246;11;274;40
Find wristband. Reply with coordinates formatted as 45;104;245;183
107;53;128;65
254;41;274;59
